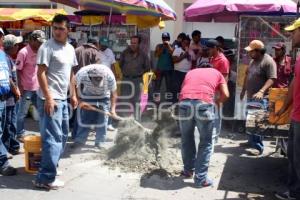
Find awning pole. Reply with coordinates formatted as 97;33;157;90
107;6;112;38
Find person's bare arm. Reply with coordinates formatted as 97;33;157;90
37;64;57;115
240;67;248;100
276;79;294;116
70;70;78;109
217;83;230;104
155;45;163;57
16;70;23;95
252;78;275;100
173;52;188;63
110;90;117;114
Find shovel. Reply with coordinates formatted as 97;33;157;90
78;102;145;129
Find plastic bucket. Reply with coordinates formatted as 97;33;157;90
23;135;41;174
268;88;292;125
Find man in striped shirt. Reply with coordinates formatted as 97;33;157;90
72;64;117;149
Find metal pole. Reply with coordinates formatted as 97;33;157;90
107;6;113;38
297;0;300;18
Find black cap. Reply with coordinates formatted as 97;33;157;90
162;32;170;38
206;39;219;48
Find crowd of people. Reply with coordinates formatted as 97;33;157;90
0;13;298;199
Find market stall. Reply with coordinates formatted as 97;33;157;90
184;0;297;132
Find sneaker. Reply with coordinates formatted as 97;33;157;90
180;170;194;178
56;170;63;176
0;165;17;176
33;179;65;190
194;178;214;188
275;191;296;200
9;149;20;155
107;125;116;131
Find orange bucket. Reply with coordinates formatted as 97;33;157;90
23;135;42;174
269;88;292;125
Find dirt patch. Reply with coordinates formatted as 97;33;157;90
103;110;182;174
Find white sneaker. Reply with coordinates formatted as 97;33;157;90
56;170;63;176
107;125;116;131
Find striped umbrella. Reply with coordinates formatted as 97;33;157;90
51;0;176;20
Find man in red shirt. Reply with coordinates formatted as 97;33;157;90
275;18;300;200
272;42;292;88
178;65;229;188
207;39;230;144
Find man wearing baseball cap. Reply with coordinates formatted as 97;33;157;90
275;18;300;200
154;32;174;103
16;30;46;142
2;34;22;156
240;40;277;155
272;42;292;88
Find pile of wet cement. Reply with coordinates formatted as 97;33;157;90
103;110;182;173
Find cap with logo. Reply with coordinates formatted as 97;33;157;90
285;18;300;32
99;37;109;47
3;34;23;49
244;40;265;52
31;30;46;43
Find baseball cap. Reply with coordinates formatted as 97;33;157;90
3;34;23;49
272;42;286;50
162;32;170;38
31;30;46;43
285;18;300;32
99;37;109;46
87;36;99;44
245;40;265;51
206;39;219;48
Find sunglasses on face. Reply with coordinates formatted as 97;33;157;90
53;26;66;31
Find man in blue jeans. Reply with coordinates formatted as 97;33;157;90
16;30;45;141
72;64;117;149
240;40;277;155
178;66;229;187
0;28;19;176
275;17;300;200
33;15;78;190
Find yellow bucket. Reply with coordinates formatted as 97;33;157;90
23;135;42;174
268;88;292;125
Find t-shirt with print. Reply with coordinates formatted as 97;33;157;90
76;64;117;99
292;56;300;122
246;53;277;99
16;45;39;91
99;48;116;68
36;38;78;100
0;50;11;97
180;68;226;104
172;47;192;73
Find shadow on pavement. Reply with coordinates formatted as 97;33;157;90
140;169;194;190
217;155;288;200
0;167;41;191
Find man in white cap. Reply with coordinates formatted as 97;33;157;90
0;29;18;176
15;30;46;142
2;34;22;155
275;17;300;200
240;40;277;156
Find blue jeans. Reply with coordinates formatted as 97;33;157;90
179;99;214;183
2;105;19;152
75;98;109;145
288;120;300;198
16;90;37;136
246;98;268;153
0;101;9;169
213;106;222;143
36;98;69;184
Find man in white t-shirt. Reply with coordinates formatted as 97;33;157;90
73;64;117;148
99;37;117;131
172;35;192;103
